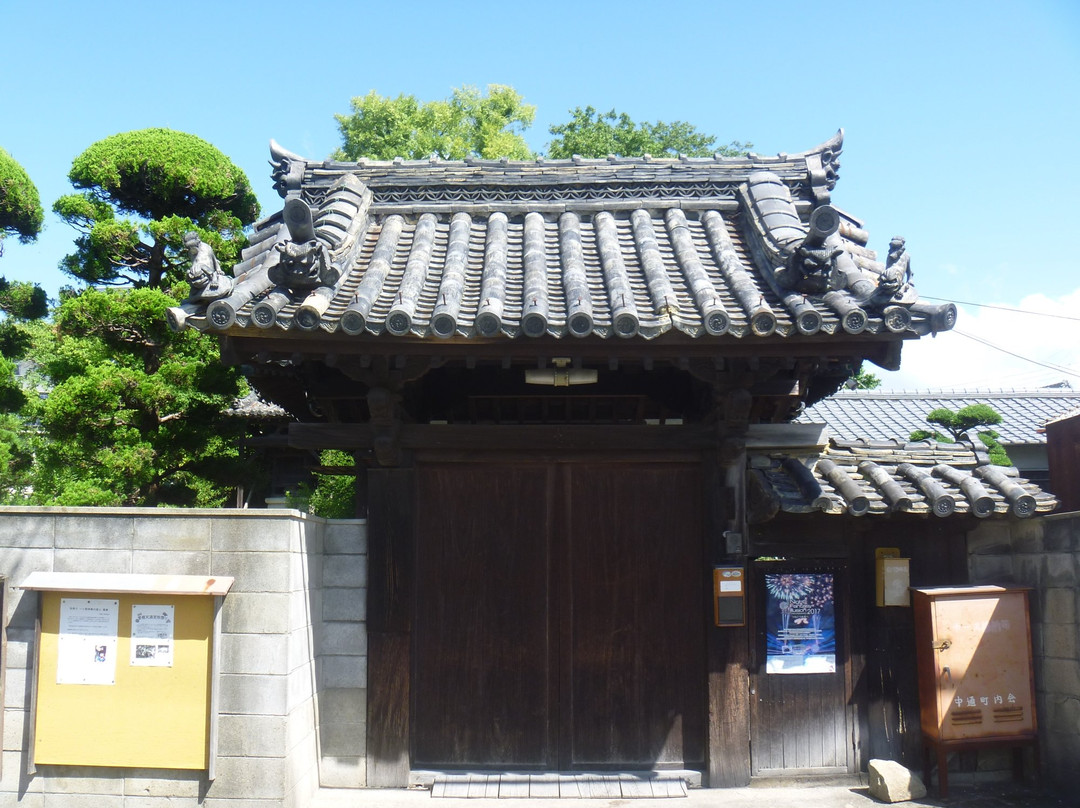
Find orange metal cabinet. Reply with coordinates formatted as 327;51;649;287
912;586;1038;795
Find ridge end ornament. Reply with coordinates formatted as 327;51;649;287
268;198;339;292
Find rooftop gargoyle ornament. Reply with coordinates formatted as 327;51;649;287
775;205;843;294
869;236;916;306
183;231;234;301
268;198;339;292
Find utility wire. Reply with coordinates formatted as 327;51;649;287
921;295;1080;322
952;328;1080;379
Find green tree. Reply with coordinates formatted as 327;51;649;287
0;281;49;500
286;449;356;518
910;404;1012;466
19;130;264;506
854;370;881;389
334;85;536;161
846;365;881;391
23;287;252;506
0;278;48;412
53;129;258;289
546;106;750;159
0;147;44;248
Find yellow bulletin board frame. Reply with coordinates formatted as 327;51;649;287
20;573;232;774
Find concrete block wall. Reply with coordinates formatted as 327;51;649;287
967;512;1080;792
315;520;368;788
0;506;370;808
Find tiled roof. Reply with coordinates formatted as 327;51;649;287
168;132;956;346
798;389;1080;445
752;436;1055;519
227;390;290;420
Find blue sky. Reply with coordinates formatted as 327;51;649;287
1;0;1078;390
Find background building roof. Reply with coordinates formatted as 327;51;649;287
798;389;1080;446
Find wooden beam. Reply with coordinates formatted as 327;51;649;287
223;331;912;365
287;423;720;452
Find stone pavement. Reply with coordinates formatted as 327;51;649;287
311;780;1072;808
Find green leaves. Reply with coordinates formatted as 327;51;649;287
546;106;750;159
910;404;1011;466
0;147;44;244
58;129;258;289
925;404;1002;440
287;449;356;518
334;85;536;161
68;129;258;223
333;87;753;167
23;287;254;506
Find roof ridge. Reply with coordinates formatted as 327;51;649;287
834;388;1080;397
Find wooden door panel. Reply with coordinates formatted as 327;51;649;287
565;465;705;769
412;465;554;768
412;460;707;773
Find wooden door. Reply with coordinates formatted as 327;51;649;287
412;461;705;772
412;465;556;768
563;464;705;770
749;560;854;775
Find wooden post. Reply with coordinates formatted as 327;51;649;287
366;467;414;787
704;444;752;786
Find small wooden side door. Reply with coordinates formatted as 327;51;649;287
748;560;854;775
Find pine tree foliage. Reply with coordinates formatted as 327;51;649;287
0;147;44;245
54;129;258;289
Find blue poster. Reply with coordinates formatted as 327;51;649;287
764;573;836;674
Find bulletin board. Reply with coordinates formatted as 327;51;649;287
21;573;232;771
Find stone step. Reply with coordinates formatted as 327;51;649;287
424;771;692;799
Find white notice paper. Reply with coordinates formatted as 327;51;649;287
130;604;175;666
57;598;119;685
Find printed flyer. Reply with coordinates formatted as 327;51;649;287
130;604;175;667
57;598;119;685
764;573;836;674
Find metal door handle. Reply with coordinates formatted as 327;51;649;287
941;666;952;685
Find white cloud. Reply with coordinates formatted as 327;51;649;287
874;288;1080;391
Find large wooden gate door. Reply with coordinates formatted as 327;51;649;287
748;560;854;776
412;461;705;772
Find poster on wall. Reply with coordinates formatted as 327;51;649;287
130;604;175;667
764;573;836;674
57;598;119;685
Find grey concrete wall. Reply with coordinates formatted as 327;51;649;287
0;507;369;808
967;512;1080;791
315;520;368;788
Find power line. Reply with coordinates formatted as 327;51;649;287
921;296;1080;322
953;329;1080;379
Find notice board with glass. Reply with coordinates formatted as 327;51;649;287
20;572;233;772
